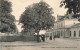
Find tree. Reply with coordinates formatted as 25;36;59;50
60;0;80;19
0;0;17;34
19;1;55;42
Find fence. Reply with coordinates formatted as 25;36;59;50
0;36;37;42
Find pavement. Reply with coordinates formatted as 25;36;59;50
0;38;80;50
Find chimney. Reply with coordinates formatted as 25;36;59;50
68;12;74;19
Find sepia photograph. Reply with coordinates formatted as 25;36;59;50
0;0;80;50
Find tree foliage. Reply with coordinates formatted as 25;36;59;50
19;1;55;33
60;0;80;18
0;0;17;33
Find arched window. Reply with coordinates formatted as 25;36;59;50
79;31;80;37
70;31;71;37
61;31;63;36
74;31;76;37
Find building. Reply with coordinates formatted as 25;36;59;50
53;13;80;38
53;18;80;38
69;23;80;38
46;13;80;39
45;29;54;40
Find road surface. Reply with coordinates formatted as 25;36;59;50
0;38;80;50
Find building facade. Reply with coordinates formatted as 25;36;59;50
46;13;80;39
53;19;80;38
69;23;80;38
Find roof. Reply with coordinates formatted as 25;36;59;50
53;23;80;30
55;18;78;23
70;23;80;28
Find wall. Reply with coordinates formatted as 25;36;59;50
70;27;80;38
65;19;80;28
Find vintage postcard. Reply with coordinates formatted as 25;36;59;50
0;0;80;50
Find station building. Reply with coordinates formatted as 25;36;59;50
46;14;80;39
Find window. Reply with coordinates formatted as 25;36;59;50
58;31;60;36
70;31;71;37
74;31;76;37
61;23;62;27
61;31;63;36
55;31;56;35
57;24;58;28
53;32;54;36
59;24;60;28
79;31;80;37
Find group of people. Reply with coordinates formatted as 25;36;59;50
39;35;56;42
39;35;45;42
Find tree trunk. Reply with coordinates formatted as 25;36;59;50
36;30;40;42
35;29;40;42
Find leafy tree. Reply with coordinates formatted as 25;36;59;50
0;0;17;34
60;0;80;19
19;1;55;42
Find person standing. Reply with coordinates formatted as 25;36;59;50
50;36;52;40
43;35;45;42
41;35;45;42
41;35;43;42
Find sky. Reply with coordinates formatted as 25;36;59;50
8;0;68;33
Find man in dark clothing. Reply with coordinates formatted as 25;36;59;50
43;35;45;42
41;35;45;42
50;36;52;40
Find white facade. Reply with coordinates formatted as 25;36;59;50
45;13;80;39
69;23;80;38
53;19;80;38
